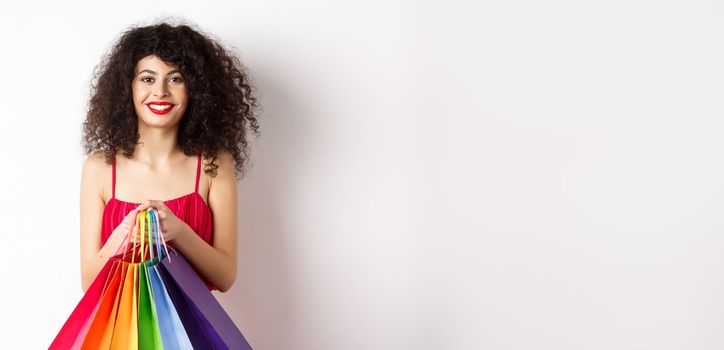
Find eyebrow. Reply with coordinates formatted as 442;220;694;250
137;69;182;76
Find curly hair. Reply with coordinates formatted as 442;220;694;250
81;18;262;179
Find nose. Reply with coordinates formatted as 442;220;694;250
152;80;169;98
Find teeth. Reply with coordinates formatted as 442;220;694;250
149;104;172;111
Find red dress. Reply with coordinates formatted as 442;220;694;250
100;148;217;291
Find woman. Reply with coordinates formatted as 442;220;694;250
78;20;261;293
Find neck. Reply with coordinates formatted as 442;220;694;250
133;123;181;165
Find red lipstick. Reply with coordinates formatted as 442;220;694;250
147;101;175;115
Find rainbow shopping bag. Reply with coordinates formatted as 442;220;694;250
51;208;253;349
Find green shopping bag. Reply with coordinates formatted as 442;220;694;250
137;210;163;349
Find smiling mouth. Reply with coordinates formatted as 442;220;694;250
147;103;174;115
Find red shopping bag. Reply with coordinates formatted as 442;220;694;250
48;255;117;349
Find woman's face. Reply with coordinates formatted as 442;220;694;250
132;55;188;128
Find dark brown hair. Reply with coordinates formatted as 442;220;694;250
81;19;262;179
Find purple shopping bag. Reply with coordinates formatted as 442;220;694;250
158;249;253;350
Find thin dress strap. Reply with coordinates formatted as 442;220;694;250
111;149;116;199
195;149;202;194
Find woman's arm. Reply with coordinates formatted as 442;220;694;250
171;150;239;292
79;153;140;292
79;153;111;292
125;150;239;292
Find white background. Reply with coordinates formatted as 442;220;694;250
1;0;723;349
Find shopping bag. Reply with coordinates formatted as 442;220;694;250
53;214;138;349
148;264;193;349
138;210;164;350
51;205;141;349
159;249;253;349
109;261;138;350
158;264;226;348
109;209;162;349
69;260;118;350
80;260;127;349
53;206;253;349
145;209;194;349
81;210;145;349
49;254;116;349
138;260;163;349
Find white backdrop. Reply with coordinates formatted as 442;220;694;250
1;0;724;349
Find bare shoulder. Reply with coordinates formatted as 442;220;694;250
206;149;236;191
81;151;110;202
84;150;108;166
217;149;234;167
208;149;234;179
83;151;110;178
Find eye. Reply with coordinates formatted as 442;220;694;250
141;76;154;83
170;76;184;83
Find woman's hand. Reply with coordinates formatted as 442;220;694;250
136;200;188;242
110;205;143;243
